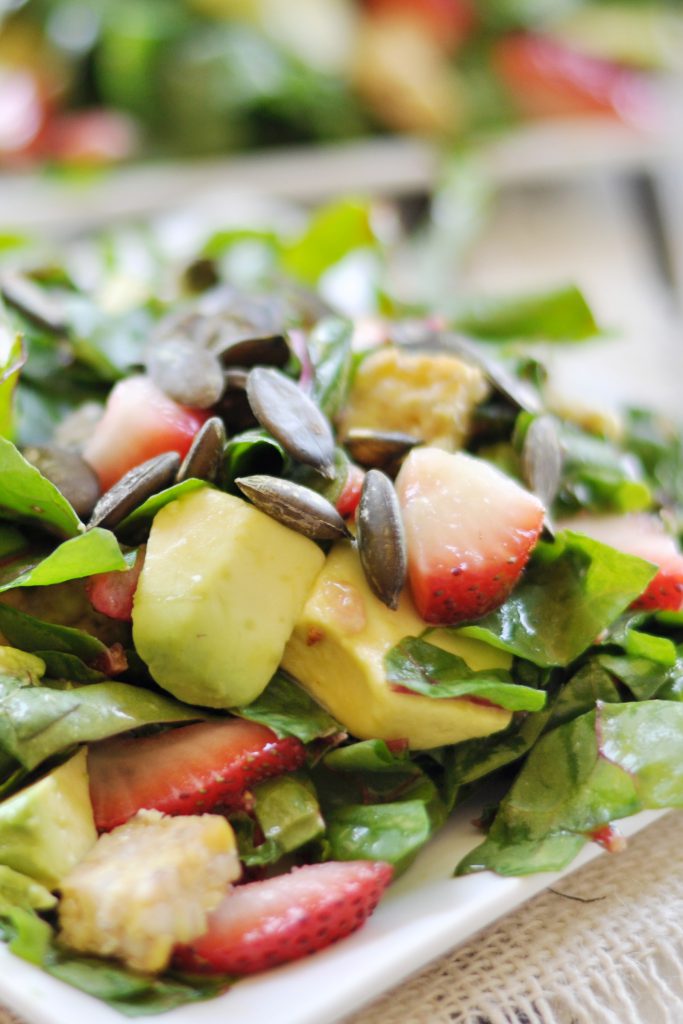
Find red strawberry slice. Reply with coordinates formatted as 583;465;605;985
561;513;683;612
174;860;393;975
336;463;365;520
492;33;655;127
88;720;306;832
87;547;145;622
83;376;207;492
395;448;544;624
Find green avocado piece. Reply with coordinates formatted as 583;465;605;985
132;489;325;708
0;864;56;911
0;749;97;889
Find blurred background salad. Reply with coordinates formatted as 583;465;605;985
1;0;682;168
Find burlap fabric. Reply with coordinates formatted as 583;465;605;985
1;812;682;1024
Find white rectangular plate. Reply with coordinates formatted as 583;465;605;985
0;807;666;1024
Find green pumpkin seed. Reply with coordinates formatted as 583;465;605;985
357;469;407;611
88;453;180;531
522;415;563;535
147;337;225;409
176;417;226;485
1;271;67;334
22;446;101;519
345;429;418;475
246;367;336;479
213;333;290;370
235;475;351;541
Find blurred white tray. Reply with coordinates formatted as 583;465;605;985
0;115;680;235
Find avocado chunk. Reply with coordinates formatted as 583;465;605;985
0;864;56;911
132;489;326;708
282;542;512;749
0;749;96;889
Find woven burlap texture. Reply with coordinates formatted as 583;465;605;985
346;810;683;1024
2;812;683;1024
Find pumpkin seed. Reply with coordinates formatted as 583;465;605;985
22;446;101;519
215;369;257;433
522;415;563;535
176;417;226;485
213;333;290;370
235;475;351;541
183;257;219;293
88;453;180;531
357;469;407;610
146;337;225;409
1;271;67;334
52;402;103;453
246;367;336;479
345;429;418;474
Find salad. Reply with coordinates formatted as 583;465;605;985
1;0;679;167
0;203;682;1015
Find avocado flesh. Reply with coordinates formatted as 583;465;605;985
0;749;96;889
132;488;326;708
282;542;513;750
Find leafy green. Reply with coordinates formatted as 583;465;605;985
624;408;683;528
0;675;201;771
0;525;27;560
0;905;232;1016
558;423;652;514
222;429;287;492
0;646;45;684
236;671;341;743
326;801;433;874
443;660;620;792
252;775;324;854
307;317;354;420
459;533;657;667
386;637;546;711
453;285;599;342
0;603;108;662
458;701;683;876
282;199;374;285
116;479;208;539
0;328;25;439
318;739;444;873
0;529;126;593
0;436;83;538
39;652;109;685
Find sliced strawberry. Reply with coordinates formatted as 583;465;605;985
87;547;145;622
492;33;655;127
40;108;138;167
174;860;393;975
561;513;683;612
336;463;365;520
395;448;544;624
82;376;208;492
88;720;306;832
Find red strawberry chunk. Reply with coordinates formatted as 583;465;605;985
83;376;207;492
336;463;365;520
87;547;145;622
174;860;393;975
88;720;306;832
395;448;544;625
492;33;656;127
561;513;683;613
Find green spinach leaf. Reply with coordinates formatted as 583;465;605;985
386;637;546;711
458;532;657;667
457;700;683;876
